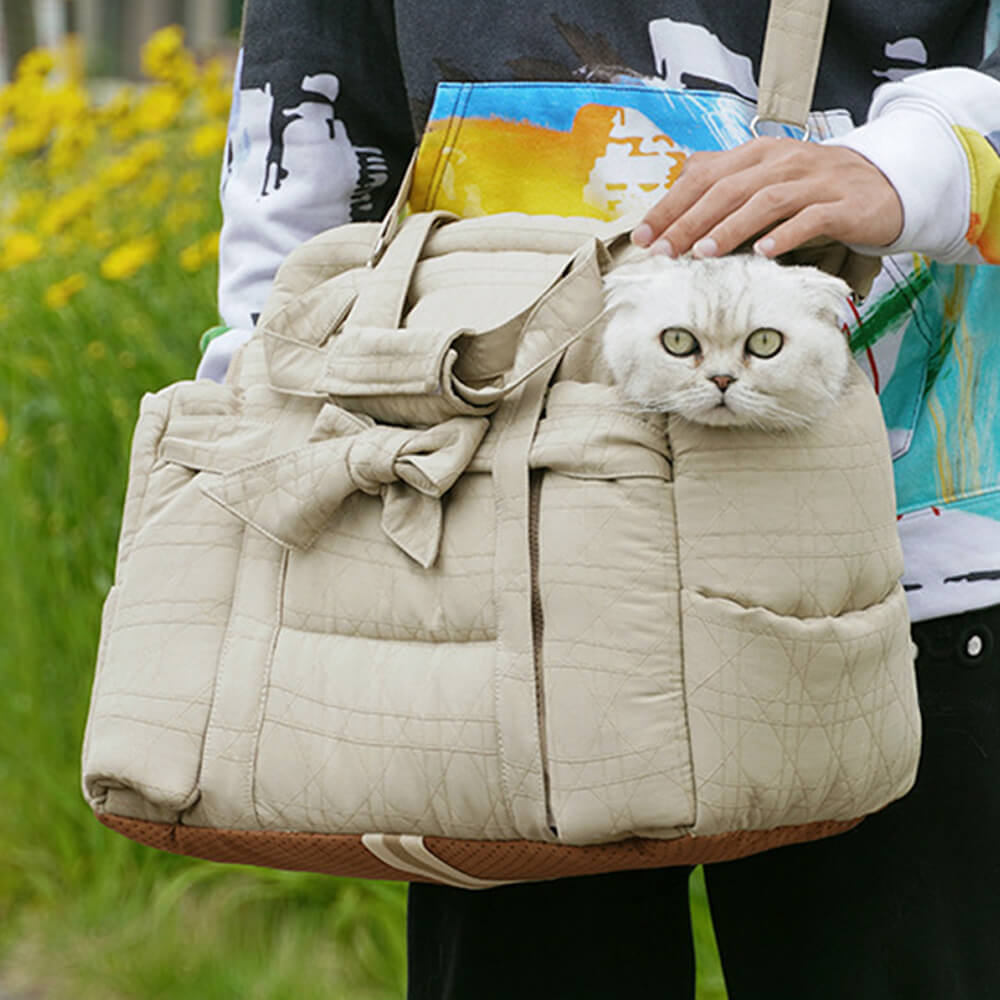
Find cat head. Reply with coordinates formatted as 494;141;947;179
601;253;852;430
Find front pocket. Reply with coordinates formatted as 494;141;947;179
535;472;695;844
681;586;920;835
531;382;695;844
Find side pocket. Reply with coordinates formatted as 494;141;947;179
682;586;920;835
81;384;247;822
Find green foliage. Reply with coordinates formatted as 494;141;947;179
0;157;410;1000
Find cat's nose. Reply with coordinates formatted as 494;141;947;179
708;374;737;392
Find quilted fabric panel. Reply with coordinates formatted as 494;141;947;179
670;363;903;619
252;630;516;839
538;472;695;842
406;251;572;333
184;530;288;831
682;586;920;834
283;474;497;641
84;397;245;816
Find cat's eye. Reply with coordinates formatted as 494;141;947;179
745;328;784;358
661;327;700;357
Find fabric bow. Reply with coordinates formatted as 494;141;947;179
199;406;488;568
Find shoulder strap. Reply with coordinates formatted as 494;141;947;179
756;0;832;133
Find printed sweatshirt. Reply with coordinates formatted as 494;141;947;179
207;0;1000;623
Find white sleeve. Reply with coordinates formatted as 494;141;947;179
822;67;1000;264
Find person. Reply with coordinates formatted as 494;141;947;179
203;2;1000;996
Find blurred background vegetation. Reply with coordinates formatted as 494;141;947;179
0;12;727;999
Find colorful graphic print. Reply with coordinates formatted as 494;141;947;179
410;83;843;219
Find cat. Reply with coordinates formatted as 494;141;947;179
601;252;853;431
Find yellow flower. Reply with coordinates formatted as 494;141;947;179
134;85;183;132
45;83;87;121
4;119;51;156
1;232;43;270
200;231;220;259
140;25;197;90
47;118;97;171
110;118;139;143
9;190;46;226
140;25;184;79
39;185;97;236
199;58;233;117
16;49;55;80
100;237;158;281
179;242;203;272
86;341;107;361
99;154;144;189
180;230;221;271
44;273;86;309
0;409;7;448
187;122;227;159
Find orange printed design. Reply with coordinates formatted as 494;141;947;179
411;103;688;220
953;125;1000;264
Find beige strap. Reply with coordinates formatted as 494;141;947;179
367;152;419;268
310;234;611;428
491;358;562;840
755;0;831;132
361;834;515;889
351;210;454;328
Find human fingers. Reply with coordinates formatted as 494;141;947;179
632;139;903;257
658;172;817;260
631;139;790;253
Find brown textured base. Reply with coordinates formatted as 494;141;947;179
97;813;863;884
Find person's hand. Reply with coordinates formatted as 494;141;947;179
630;137;904;259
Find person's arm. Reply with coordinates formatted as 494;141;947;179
198;0;415;382
632;55;1000;266
821;59;1000;264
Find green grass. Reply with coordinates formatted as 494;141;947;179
0;206;728;1000
0;216;400;998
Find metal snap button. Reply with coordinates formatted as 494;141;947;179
958;625;992;668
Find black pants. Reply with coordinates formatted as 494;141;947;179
406;604;1000;999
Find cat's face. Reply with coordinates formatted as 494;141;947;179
601;254;852;430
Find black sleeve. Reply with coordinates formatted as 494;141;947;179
238;0;415;219
216;0;415;336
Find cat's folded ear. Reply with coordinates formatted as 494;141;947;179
803;267;853;323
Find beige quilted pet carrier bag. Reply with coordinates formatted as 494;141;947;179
82;0;920;887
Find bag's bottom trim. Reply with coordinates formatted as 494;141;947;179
96;813;862;884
